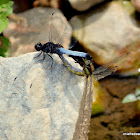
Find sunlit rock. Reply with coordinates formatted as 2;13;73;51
4;7;72;57
71;1;140;75
131;0;140;12
0;52;96;140
68;0;106;11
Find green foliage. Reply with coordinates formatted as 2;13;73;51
0;0;13;57
0;0;13;33
0;36;10;57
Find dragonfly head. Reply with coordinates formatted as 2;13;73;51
35;42;43;51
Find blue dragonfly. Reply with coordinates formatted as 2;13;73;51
32;14;128;135
12;12;128;139
14;13;93;84
33;13;93;63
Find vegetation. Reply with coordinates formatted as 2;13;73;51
0;0;13;57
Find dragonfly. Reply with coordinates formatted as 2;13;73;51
34;33;128;138
12;12;128;138
34;42;92;69
14;12;93;81
13;14;93;88
58;53;128;139
58;53;127;78
33;13;92;64
32;13;128;138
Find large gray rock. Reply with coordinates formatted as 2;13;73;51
0;52;93;140
71;1;140;75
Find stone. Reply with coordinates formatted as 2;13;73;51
70;1;140;75
0;52;93;140
68;0;106;11
3;7;72;57
131;0;140;12
33;0;61;9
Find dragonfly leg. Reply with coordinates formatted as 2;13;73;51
33;52;42;60
14;52;43;81
47;54;54;70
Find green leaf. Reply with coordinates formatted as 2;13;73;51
0;0;10;5
0;1;13;16
0;0;13;33
0;36;10;57
122;93;137;103
0;15;8;33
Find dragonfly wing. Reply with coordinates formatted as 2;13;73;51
79;75;93;139
93;66;118;81
88;75;93;119
69;37;77;49
59;17;81;49
93;53;127;75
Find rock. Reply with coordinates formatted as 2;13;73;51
131;0;140;12
0;52;94;140
119;0;135;15
71;1;140;75
68;0;107;11
3;7;72;57
33;0;61;9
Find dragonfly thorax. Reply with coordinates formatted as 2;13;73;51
35;42;58;54
42;42;55;53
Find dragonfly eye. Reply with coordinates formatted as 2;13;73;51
35;42;42;51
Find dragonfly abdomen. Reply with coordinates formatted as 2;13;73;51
58;54;87;76
58;48;92;60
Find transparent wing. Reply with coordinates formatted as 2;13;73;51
79;75;93;139
0;60;26;94
93;66;118;81
38;11;70;46
45;13;80;50
49;22;62;43
58;17;82;49
69;37;77;49
48;13;72;48
59;17;83;49
88;75;93;119
93;53;128;75
14;52;42;81
57;21;72;47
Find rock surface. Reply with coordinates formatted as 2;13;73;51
68;0;106;11
0;52;93;140
131;0;140;12
33;0;61;8
71;1;140;75
3;7;72;57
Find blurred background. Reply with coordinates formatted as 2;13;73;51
0;0;140;139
